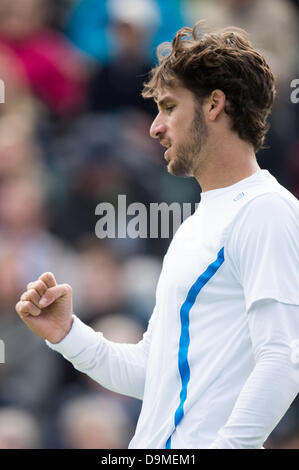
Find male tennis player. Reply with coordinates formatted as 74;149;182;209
16;23;299;449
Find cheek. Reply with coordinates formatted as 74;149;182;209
171;119;187;143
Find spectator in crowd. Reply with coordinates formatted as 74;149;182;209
121;255;162;324
89;0;160;116
186;0;298;88
0;0;87;116
75;238;127;322
0;114;42;180
72;238;162;325
0;43;36;121
0;177;79;293
64;0;112;65
57;394;134;449
65;0;187;65
0;407;41;448
91;312;144;344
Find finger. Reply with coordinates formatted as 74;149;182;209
39;284;72;308
21;289;41;309
26;279;48;298
39;272;57;289
16;300;41;318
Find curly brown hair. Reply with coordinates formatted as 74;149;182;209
142;22;276;152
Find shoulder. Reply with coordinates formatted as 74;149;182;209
225;190;299;264
224;190;299;309
231;190;298;235
243;190;298;213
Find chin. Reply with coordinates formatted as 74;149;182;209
168;160;192;178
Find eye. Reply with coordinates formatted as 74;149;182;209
166;105;175;113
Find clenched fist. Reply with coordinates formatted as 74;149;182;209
15;272;74;344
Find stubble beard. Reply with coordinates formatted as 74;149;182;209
167;104;208;178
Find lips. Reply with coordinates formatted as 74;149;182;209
164;147;171;161
159;139;172;161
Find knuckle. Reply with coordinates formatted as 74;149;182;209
25;301;39;314
34;280;46;293
40;272;56;285
27;278;40;288
24;289;39;304
30;288;38;298
44;271;54;278
27;281;37;291
40;272;52;282
17;301;26;313
29;287;38;297
62;283;72;294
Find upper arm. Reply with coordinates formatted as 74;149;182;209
226;193;299;312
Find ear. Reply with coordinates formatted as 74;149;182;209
207;89;226;121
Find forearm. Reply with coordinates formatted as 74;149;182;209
209;352;299;448
210;300;299;449
46;315;148;400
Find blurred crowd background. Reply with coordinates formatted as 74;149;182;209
0;0;298;449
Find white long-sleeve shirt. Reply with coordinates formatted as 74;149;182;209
47;170;299;448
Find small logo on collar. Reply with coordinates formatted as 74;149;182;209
233;192;245;202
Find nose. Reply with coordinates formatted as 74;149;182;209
150;113;167;139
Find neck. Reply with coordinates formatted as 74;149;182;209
194;135;260;192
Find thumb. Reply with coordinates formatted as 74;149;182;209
39;284;72;308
